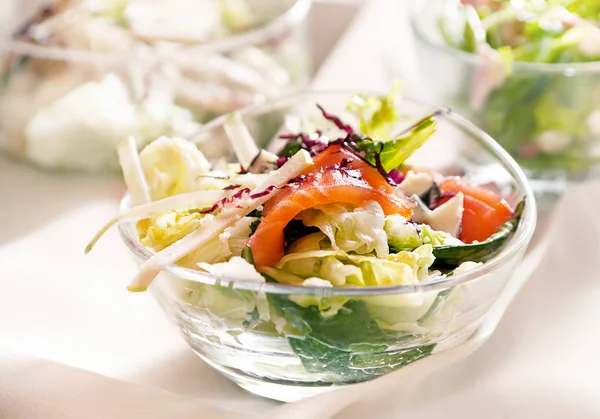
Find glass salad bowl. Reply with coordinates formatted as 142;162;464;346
0;0;311;172
410;0;600;208
117;92;537;402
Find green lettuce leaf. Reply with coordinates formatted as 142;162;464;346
268;244;436;289
269;296;435;383
347;80;403;140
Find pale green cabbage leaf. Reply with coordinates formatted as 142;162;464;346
139;136;217;201
139;212;256;268
296;201;389;258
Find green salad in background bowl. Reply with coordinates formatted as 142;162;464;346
411;0;600;205
87;85;536;402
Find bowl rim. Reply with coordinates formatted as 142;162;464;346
0;0;311;63
119;90;537;296
410;0;600;74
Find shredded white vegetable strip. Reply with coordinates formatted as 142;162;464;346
118;136;151;206
128;149;314;292
223;112;259;169
84;190;231;254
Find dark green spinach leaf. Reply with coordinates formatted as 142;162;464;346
269;295;435;382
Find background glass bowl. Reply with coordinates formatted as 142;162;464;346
119;92;537;402
0;0;311;173
410;0;600;209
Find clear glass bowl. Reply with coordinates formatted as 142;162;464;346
0;0;311;173
410;0;600;209
119;92;537;402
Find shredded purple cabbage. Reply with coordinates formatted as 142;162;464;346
223;184;242;190
372;146;397;186
331;139;398;187
388;169;405;185
339;158;354;168
198;185;286;215
250;185;279;199
276;156;288;167
317;104;354;134
288;174;307;184
338;167;362;179
407;219;422;235
197;187;251;214
276;106;405;187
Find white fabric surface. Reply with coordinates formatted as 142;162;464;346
1;0;599;417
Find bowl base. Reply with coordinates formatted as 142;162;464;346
195;351;348;402
232;373;341;403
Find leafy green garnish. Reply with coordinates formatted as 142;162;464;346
277;137;302;159
344;115;438;173
269;296;435;383
289;336;435;383
270;297;401;349
378;117;437;172
347;81;403;140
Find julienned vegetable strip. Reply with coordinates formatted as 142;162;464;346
84;190;232;254
117;136;151;206
224;112;260;169
128;149;314;292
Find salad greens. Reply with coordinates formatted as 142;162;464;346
439;0;600;174
271;295;435;383
87;83;526;384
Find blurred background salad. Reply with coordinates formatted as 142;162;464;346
411;0;600;202
0;0;312;172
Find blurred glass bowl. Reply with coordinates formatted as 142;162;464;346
119;92;537;402
0;0;311;172
410;0;600;208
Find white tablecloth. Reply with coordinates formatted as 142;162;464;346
1;1;598;418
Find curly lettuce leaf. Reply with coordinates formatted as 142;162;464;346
347;81;403;140
267;244;436;290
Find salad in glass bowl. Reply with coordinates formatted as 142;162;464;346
0;0;310;172
87;84;536;401
411;0;600;202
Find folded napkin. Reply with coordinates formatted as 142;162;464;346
2;180;599;419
